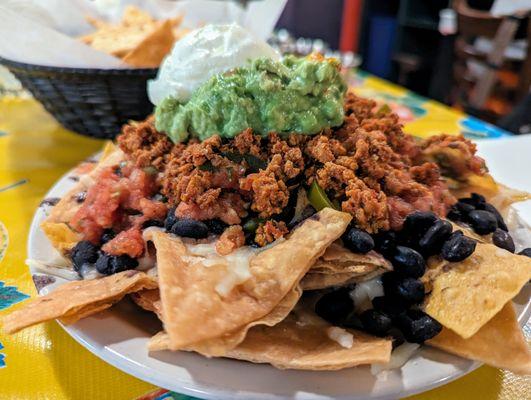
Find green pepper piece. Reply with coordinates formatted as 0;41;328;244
307;181;337;211
376;103;391;116
142;166;158;176
243;218;262;233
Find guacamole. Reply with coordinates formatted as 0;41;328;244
155;55;347;143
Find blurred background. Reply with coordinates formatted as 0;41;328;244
274;0;531;134
1;0;530;135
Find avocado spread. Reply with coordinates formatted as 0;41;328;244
155;55;347;143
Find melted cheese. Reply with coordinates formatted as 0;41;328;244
184;242;257;297
326;326;354;349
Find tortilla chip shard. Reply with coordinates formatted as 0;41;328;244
148;285;303;357
301;243;392;290
122;19;175;67
2;270;157;334
225;314;392;370
428;303;531;375
424;243;531;339
153;207;352;350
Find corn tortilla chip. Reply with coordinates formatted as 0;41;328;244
428;303;531;375
131;289;163;320
148;285;302;355
2;270;157;334
122;20;175;68
154;208;351;350
424;243;531;339
225;313;392;370
302;244;392;290
41;143;125;253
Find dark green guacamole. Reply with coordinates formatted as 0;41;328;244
155;55;347;143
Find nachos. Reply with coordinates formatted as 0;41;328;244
2;24;531;376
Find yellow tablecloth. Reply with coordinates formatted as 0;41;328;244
0;74;529;400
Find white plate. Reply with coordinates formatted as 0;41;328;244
28;138;531;400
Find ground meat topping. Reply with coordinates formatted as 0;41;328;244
117;118;173;170
417;134;487;179
116;92;486;236
255;220;288;247
216;225;245;255
240;169;289;218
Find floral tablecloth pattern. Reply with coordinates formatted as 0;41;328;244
0;71;529;400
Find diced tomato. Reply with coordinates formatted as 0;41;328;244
71;168;122;240
102;227;145;257
69;164;167;255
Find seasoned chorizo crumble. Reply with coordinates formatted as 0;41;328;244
117;92;486;249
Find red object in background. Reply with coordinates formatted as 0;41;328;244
340;0;363;52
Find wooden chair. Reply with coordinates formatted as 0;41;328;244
452;0;531;117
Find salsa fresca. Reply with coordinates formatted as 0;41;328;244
71;163;167;257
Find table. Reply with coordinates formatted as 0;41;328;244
0;71;529;400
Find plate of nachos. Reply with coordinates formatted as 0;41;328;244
3;24;530;400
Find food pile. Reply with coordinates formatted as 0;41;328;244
80;6;188;67
2;24;531;375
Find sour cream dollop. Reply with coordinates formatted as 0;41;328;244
148;23;279;105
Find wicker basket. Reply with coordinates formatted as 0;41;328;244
0;58;158;139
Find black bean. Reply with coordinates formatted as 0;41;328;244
244;230;259;247
373;230;397;257
483;203;508;232
342;314;363;330
446;205;463;222
447;201;475;222
372;296;408;318
170;219;209;239
164;207;178;231
315;288;354;324
344;228;375;254
392;246;426;278
492;229;515;253
359;309;392;337
383;274;425;305
395;309;442;343
459;193;486;208
467;210;498;235
100;229;116;244
402;211;438;237
518;248;531;258
441;231;476;262
205;219;228;235
70;241;99;272
95;253;138;275
418;220;453;255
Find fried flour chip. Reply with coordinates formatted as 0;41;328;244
2;270;157;334
153;208;351;350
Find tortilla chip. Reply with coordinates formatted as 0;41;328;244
130;289;163;320
451;175;530;216
121;6;156;27
154;208;351;350
122;19;175;68
428;303;531;375
301;244;392;290
148;285;302;355
41;143;125;253
225;313;392;370
189;285;302;356
424;243;531;339
2;270;157;334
